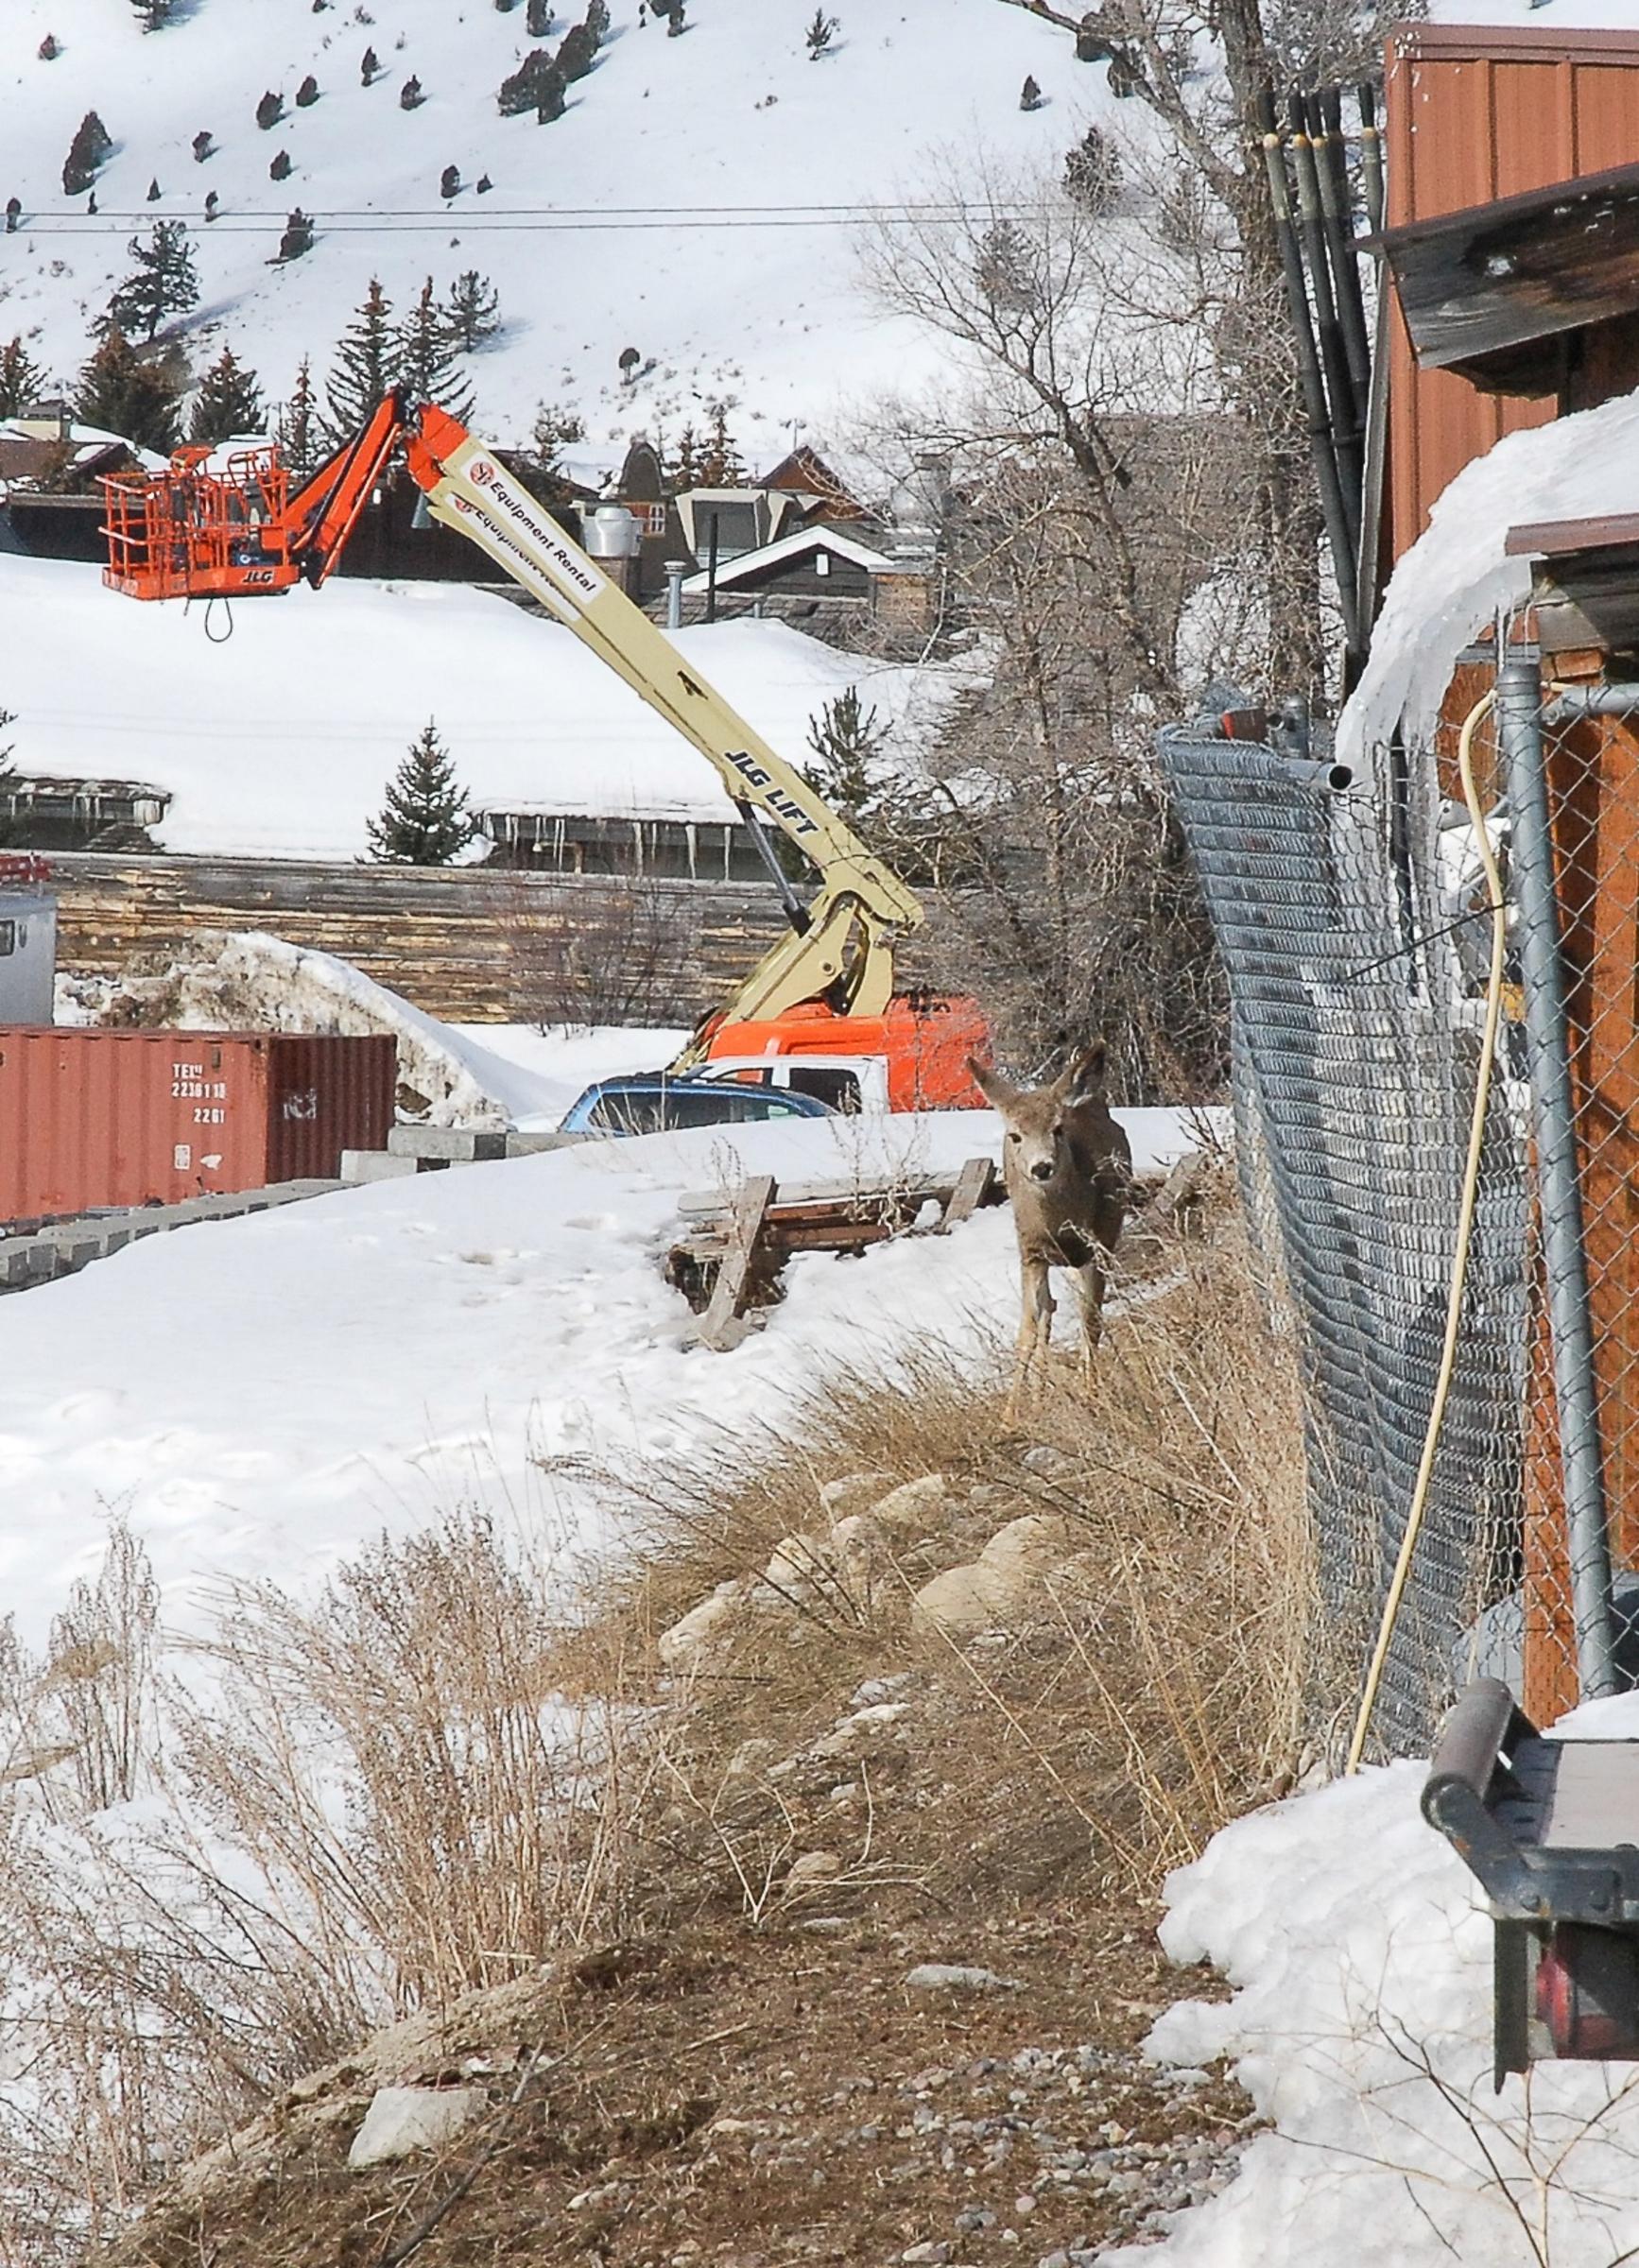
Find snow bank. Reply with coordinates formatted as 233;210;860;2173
1135;1694;1639;2266
0;556;972;859
1338;387;1639;770
0;1106;1212;1653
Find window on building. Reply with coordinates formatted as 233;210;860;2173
0;922;15;958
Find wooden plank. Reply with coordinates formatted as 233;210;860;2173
940;1156;996;1230
676;1175;957;1219
692;1175;776;1352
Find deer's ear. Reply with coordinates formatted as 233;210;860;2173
966;1055;1016;1111
1062;1040;1108;1105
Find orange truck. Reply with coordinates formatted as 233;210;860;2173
101;393;987;1110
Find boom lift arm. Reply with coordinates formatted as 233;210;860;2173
101;394;923;1058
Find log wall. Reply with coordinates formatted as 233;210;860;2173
47;851;794;1024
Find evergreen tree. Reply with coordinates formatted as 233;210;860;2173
1063;125;1118;214
697;399;745;485
360;44;380;83
666;5;686;37
0;337;49;418
38;35;60;60
367;721;473;865
256;89;285;129
400;75;424;110
440;163;461;200
526;0;552;33
130;0;174;27
804;686;887;823
295;73;319;107
558;21;596;78
192;130;215;163
498;47;557;114
585;0;610;43
276;354;320;476
270;149;293;182
805;9;837;58
395;278;474;418
4;200;20;236
277;208;315;261
75;328;181;453
146;175;162;200
535;61;566;120
188;346;266;442
1019;73;1044;110
103;220;198;342
440;270;501;352
323;278;394;434
62;112;112;198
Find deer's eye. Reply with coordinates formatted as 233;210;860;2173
1007;1130;1020;1143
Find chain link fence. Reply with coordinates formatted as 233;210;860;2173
1159;706;1530;1756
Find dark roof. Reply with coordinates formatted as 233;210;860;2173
1375;159;1639;389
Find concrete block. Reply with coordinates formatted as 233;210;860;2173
0;1239;57;1289
504;1130;587;1157
340;1149;421;1184
388;1125;508;1163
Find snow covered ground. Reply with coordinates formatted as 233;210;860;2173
0;0;1111;458
1136;1695;1639;2267
0;1104;1207;1653
0;553;972;855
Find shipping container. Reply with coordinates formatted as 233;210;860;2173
0;890;56;1025
0;1029;396;1221
1384;20;1639;564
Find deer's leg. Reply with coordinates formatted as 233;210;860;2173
1073;1255;1107;1382
1007;1253;1054;1420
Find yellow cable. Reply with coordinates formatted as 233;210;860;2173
1346;689;1506;1773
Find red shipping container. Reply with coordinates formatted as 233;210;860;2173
0;1029;397;1221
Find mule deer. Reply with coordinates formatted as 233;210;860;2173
967;1043;1131;1407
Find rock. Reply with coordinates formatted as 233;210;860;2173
902;2245;951;2264
813;1700;910;1760
851;1671;913;1708
827;1512;896;1609
348;2086;486;2167
871;1474;949;1532
903;1963;1020;1994
657;1580;744;1669
820;1470;893;1524
978;1513;1077;1577
1022;1445;1078;1478
785;1849;843;1892
764;1533;836;1594
909;1562;1022;1642
725;1734;781;1778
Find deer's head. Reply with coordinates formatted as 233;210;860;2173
967;1043;1108;1186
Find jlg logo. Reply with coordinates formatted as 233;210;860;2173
470;458;495;488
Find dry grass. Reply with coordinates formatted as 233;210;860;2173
595;1184;1319;1904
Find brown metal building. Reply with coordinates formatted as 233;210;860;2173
1383;20;1639;567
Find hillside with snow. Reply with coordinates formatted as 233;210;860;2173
0;552;972;854
0;0;1112;460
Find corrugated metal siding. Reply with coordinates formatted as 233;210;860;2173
1385;22;1639;559
264;1034;395;1181
0;1029;394;1220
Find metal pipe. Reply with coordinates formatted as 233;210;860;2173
1357;81;1384;235
664;558;686;630
1254;86;1362;659
705;507;719;625
1314;85;1372;428
1544;684;1639;723
1286;92;1363;551
1496;657;1618;1700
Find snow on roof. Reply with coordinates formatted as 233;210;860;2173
679;523;908;595
0;416;168;472
0;555;971;860
1337;384;1639;767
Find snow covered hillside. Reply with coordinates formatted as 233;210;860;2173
0;0;1108;458
0;1106;1204;1649
0;553;971;854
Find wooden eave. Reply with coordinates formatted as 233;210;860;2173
1507;511;1639;656
1373;160;1639;387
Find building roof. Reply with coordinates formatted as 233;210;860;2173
759;445;866;518
1375;158;1639;388
679;523;912;596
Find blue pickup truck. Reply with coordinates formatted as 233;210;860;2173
559;1076;837;1138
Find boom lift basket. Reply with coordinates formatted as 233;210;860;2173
101;444;296;602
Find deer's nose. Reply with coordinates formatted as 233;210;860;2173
1028;1160;1054;1181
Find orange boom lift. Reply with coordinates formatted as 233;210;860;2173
101;392;984;1109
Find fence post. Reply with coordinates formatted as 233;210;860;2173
1496;657;1618;1700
